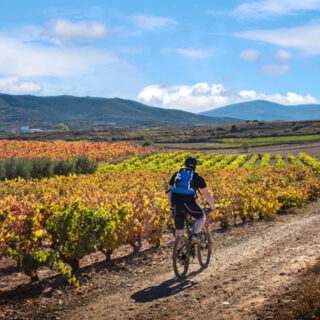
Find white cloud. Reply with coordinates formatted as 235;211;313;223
0;77;43;94
162;48;214;59
0;35;119;78
261;64;290;75
48;19;109;41
275;49;292;61
138;82;317;112
240;49;260;62
277;92;318;104
130;14;177;31
239;90;259;99
234;0;320;18
0;22;145;98
23;19;110;44
138;83;230;112
241;90;318;104
237;23;320;55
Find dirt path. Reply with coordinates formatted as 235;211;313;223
60;202;320;320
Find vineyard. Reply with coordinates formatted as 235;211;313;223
1;141;320;286
0;140;150;161
99;152;309;172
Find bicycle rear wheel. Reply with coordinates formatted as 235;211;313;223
197;230;212;268
172;237;190;279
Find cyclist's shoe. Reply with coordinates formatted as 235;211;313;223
175;236;184;249
178;253;187;264
190;234;200;245
177;246;188;263
190;245;196;258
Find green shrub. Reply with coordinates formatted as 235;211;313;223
15;158;32;179
4;158;18;179
53;160;75;176
0;156;97;181
31;158;54;178
0;160;6;180
74;155;97;174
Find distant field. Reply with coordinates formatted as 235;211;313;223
158;135;320;154
2;120;320;145
222;135;320;144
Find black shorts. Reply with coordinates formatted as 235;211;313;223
171;193;203;230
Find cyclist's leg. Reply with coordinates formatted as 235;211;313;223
172;194;186;238
175;214;185;238
184;200;206;234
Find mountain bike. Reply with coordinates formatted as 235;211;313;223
172;207;213;279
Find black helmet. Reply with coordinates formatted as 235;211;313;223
185;157;197;170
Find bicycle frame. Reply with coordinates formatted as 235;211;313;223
172;209;213;279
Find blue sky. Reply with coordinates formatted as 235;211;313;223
0;0;319;112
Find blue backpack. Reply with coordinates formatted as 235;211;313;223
171;168;196;196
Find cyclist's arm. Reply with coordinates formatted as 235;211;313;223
167;188;173;208
199;187;215;210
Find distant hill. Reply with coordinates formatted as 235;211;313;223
0;93;238;130
201;100;320;121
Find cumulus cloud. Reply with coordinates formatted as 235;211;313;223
138;83;317;112
138;83;230;112
130;14;177;31
249;91;317;104
240;49;260;62
48;19;109;41
238;90;317;104
261;64;290;75
234;0;320;18
276;92;318;104
162;48;214;59
0;77;43;94
237;23;320;55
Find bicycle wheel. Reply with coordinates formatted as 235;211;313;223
197;230;212;268
172;237;190;279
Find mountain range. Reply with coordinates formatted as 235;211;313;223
1;94;320;131
0;93;237;130
201;100;320;121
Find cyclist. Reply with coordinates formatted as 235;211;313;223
168;157;215;244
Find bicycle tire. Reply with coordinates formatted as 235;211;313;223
172;237;190;279
197;230;212;268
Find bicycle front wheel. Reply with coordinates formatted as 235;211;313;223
172;237;190;279
197;230;212;268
